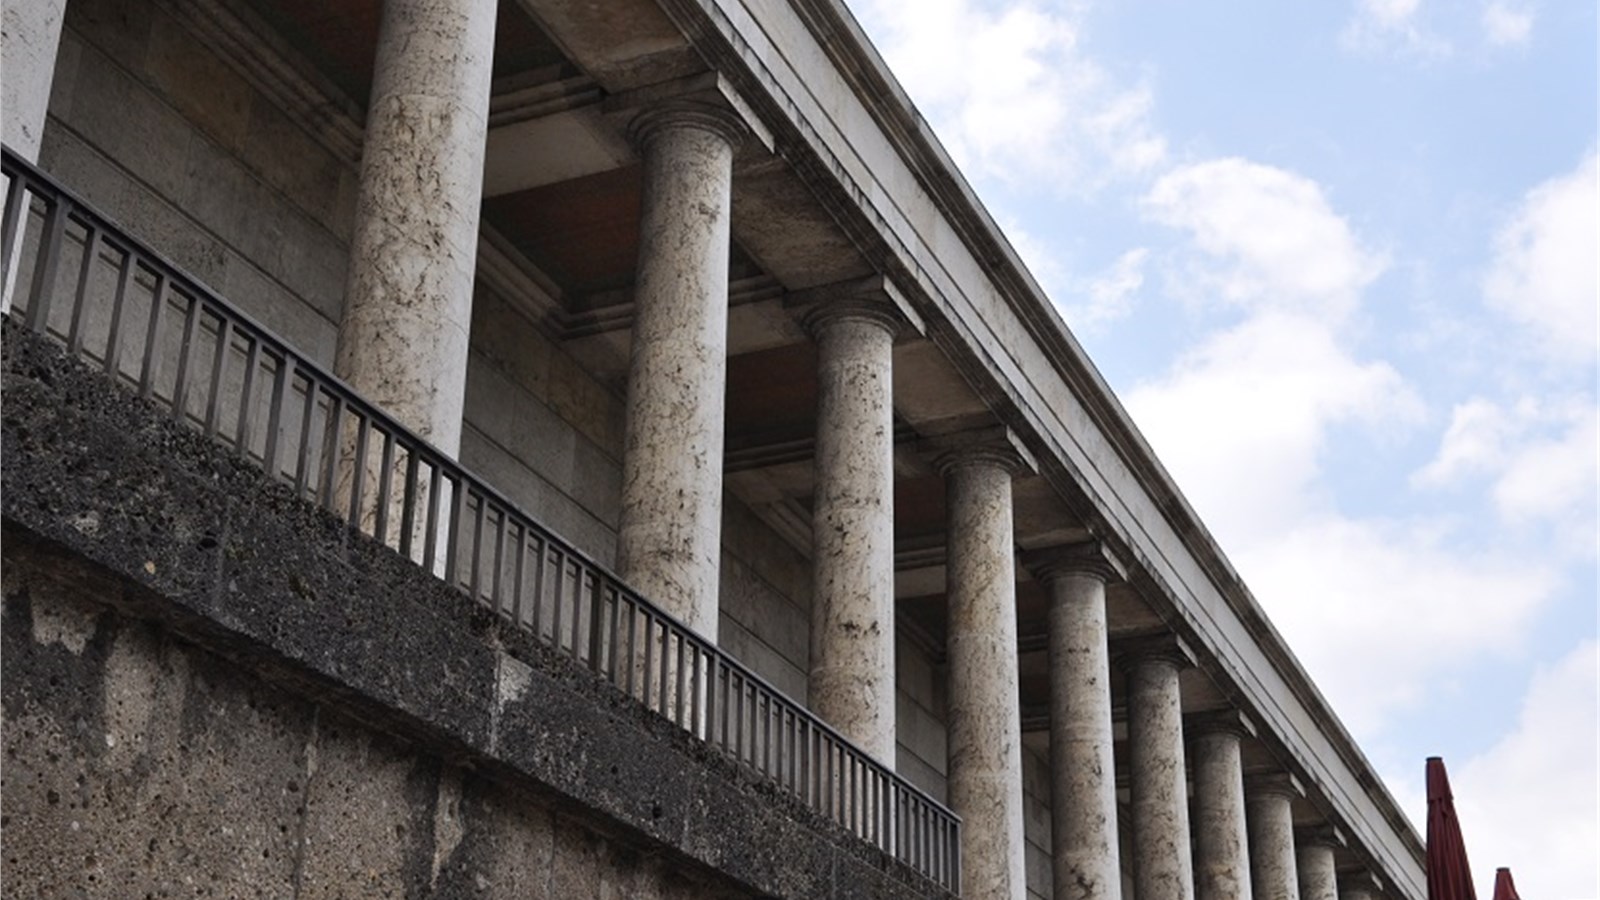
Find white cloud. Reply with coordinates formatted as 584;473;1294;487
1142;159;1388;322
1129;156;1565;739
1481;2;1534;46
1234;515;1558;736
852;0;1166;191
1415;396;1599;556
1128;312;1420;540
1484;150;1599;363
1455;641;1599;900
1062;247;1149;332
1342;0;1453;57
1363;0;1423;28
1493;405;1597;531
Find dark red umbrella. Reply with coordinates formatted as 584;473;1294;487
1491;868;1520;900
1427;757;1478;900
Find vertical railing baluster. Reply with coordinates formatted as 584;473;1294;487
234;335;262;454
570;565;584;660
102;250;134;379
510;522;527;625
587;572;606;672
469;491;486;601
624;596;638;698
491;507;507;613
169;292;202;421
318;395;345;510
293;376;318;499
348;414;371;530
0;171;26;281
374;429;395;544
398;448;420;558
550;549;566;649
422;462;441;576
641;610;655;707
262;353;294;479
443;473;463;587
24;194;68;333
605;580;620;684
203;316;232;438
66;223;101;354
137;273;169;400
673;632;687;726
529;535;546;637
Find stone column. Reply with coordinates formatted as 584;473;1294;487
335;0;496;454
1246;774;1305;900
1189;711;1257;900
614;101;747;638
930;427;1035;900
1;0;66;161
1;0;67;314
793;282;909;765
1023;543;1125;900
1120;635;1197;900
1296;829;1343;900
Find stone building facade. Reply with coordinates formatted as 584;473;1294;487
0;0;1425;898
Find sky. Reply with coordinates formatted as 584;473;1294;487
842;0;1598;896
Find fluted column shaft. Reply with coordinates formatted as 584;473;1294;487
1296;839;1339;900
945;455;1026;900
806;304;898;763
1247;780;1302;900
615;105;745;637
335;0;495;454
1191;722;1253;900
1126;646;1196;900
1028;547;1122;900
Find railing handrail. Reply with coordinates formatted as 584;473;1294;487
1;144;961;890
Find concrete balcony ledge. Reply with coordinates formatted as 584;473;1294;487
1;318;952;899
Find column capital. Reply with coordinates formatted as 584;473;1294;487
922;425;1038;476
785;275;924;340
608;71;773;153
1297;824;1348;850
1023;540;1127;584
1245;771;1306;801
1112;632;1196;671
1186;707;1258;740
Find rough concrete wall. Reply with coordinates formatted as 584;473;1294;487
41;0;353;367
1;550;745;899
1;320;951;900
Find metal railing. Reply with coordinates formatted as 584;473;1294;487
0;146;960;891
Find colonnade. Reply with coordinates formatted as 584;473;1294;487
4;6;1392;900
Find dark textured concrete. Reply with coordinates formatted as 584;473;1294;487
1;318;953;899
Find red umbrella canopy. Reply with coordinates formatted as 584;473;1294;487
1427;757;1479;900
1491;869;1521;900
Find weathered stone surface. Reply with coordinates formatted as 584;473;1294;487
942;450;1027;900
616;103;746;639
805;301;899;764
1191;725;1254;900
0;0;64;160
1297;834;1341;900
1247;776;1305;900
1124;643;1197;900
1;320;951;900
335;0;495;454
1029;553;1122;900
